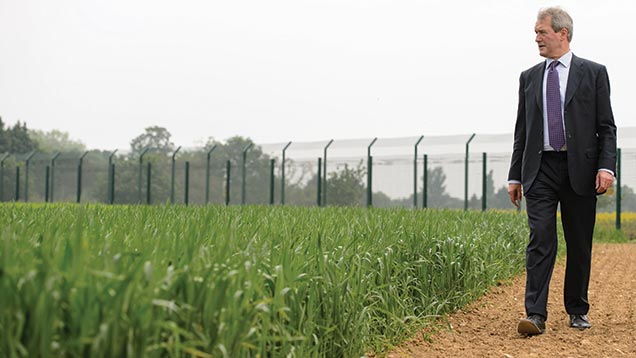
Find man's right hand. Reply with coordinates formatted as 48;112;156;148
508;183;522;208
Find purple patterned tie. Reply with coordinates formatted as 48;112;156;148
547;60;565;151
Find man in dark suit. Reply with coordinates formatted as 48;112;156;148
508;7;616;335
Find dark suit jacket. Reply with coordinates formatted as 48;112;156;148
508;54;617;196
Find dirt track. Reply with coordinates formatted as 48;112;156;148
388;243;636;358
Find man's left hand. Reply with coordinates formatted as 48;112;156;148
596;171;615;194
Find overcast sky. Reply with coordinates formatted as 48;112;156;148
1;0;635;151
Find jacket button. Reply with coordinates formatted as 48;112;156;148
538;150;542;154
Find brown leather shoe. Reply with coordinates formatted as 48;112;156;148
569;314;591;329
518;314;546;335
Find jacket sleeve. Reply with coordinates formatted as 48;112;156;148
508;72;527;182
595;65;617;173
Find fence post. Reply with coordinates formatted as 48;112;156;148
322;139;333;206
185;161;190;206
225;160;231;206
464;133;476;211
317;157;322;206
50;152;60;202
367;156;373;207
107;150;118;204
15;166;20;201
171;146;181;204
414;135;424;208
281;141;292;205
109;164;116;204
146;162;152;205
616;148;621;230
482;152;487;211
138;148;149;204
24;151;35;202
0;153;9;202
45;166;50;202
269;159;275;205
423;154;428;208
367;137;377;207
241;143;253;205
205;145;217;204
77;151;88;203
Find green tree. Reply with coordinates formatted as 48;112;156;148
371;191;398;208
426;166;462;208
0;117;38;154
492;185;513;209
0;117;8;152
475;170;513;210
203;136;272;205
130;126;175;155
388;166;461;208
28;129;86;153
324;162;366;206
118;126;178;204
478;170;514;209
271;158;324;206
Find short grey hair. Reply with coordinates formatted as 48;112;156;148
538;7;573;42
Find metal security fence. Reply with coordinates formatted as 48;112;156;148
3;129;636;222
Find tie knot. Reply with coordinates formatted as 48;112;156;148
549;61;560;71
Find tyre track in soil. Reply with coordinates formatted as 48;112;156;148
388;243;636;358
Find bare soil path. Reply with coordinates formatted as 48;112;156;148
388;243;636;358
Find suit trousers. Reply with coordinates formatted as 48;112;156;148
524;151;596;320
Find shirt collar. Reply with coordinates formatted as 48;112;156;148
545;50;572;69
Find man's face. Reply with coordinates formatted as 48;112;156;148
535;16;568;59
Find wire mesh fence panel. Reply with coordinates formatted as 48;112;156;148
144;154;172;205
0;157;18;202
610;147;636;212
207;156;227;205
419;135;471;209
323;139;368;207
180;153;207;205
169;158;185;205
260;144;284;206
465;151;484;210
486;152;518;210
49;154;79;203
12;153;31;202
5;128;636;212
612;133;636;212
228;158;241;206
23;153;50;202
171;154;216;205
612;130;636;216
274;141;324;207
472;134;514;210
81;152;109;203
283;158;318;206
325;157;367;207
425;153;464;209
242;145;273;205
364;136;422;208
372;155;412;208
111;156;139;204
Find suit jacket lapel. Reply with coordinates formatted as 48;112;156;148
565;54;583;107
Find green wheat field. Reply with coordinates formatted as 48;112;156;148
0;203;575;357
